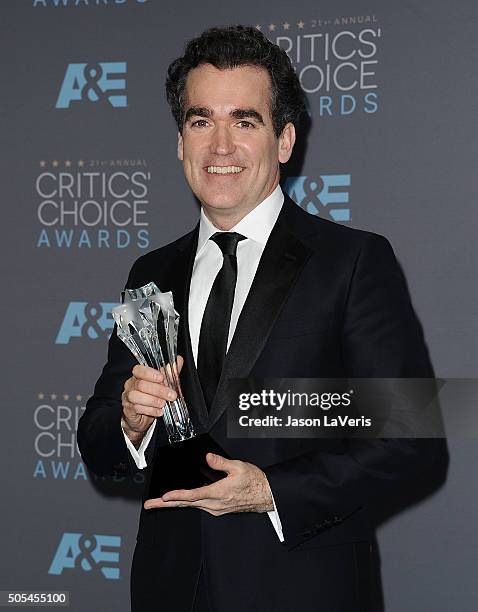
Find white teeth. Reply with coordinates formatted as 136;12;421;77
207;165;244;174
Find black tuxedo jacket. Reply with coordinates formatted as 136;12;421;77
78;194;444;611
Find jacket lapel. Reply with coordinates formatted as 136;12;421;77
207;198;312;428
167;227;210;431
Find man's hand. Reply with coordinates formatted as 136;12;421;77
144;452;274;514
121;357;184;447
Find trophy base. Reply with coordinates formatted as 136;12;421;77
146;433;230;499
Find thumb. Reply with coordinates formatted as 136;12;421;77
206;452;233;473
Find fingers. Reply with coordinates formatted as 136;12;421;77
123;359;183;427
132;358;183;382
143;455;260;515
144;498;224;513
123;401;163;420
205;453;237;475
130;365;179;400
132;364;164;383
122;385;169;417
131;380;177;403
161;483;222;503
125;366;177;413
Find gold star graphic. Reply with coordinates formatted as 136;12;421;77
283;22;290;30
63;394;70;401
39;160;46;167
38;392;44;400
51;393;57;400
297;20;305;29
78;160;85;167
268;23;276;31
52;160;59;168
65;160;71;167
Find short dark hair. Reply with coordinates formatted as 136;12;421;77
165;25;306;138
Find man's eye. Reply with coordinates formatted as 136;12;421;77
237;120;254;129
192;119;208;127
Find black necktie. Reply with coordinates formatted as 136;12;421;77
197;232;246;411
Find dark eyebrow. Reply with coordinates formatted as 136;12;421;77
230;108;265;125
184;106;213;124
183;106;265;126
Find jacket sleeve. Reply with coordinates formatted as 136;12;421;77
77;256;160;477
263;233;448;549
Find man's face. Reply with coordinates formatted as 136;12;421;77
177;63;295;226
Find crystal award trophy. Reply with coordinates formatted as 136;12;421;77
112;282;228;498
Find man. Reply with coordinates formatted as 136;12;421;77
78;25;446;612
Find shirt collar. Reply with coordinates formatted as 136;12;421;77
196;183;284;256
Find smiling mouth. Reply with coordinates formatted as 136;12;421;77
206;165;244;174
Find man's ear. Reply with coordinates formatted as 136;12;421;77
278;122;296;164
177;131;183;161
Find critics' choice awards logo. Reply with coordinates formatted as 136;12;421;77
33;393;145;484
33;394;87;481
284;175;351;221
256;16;380;117
56;302;116;344
56;62;127;108
35;161;150;249
49;533;121;580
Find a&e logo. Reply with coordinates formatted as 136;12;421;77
56;302;116;344
49;533;121;580
284;175;351;221
56;62;127;109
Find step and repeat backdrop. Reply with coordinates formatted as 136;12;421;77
1;0;477;610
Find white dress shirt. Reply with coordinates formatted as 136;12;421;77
123;183;285;541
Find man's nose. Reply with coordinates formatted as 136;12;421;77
209;125;236;156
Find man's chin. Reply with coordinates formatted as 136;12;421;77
199;195;244;213
203;200;240;210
